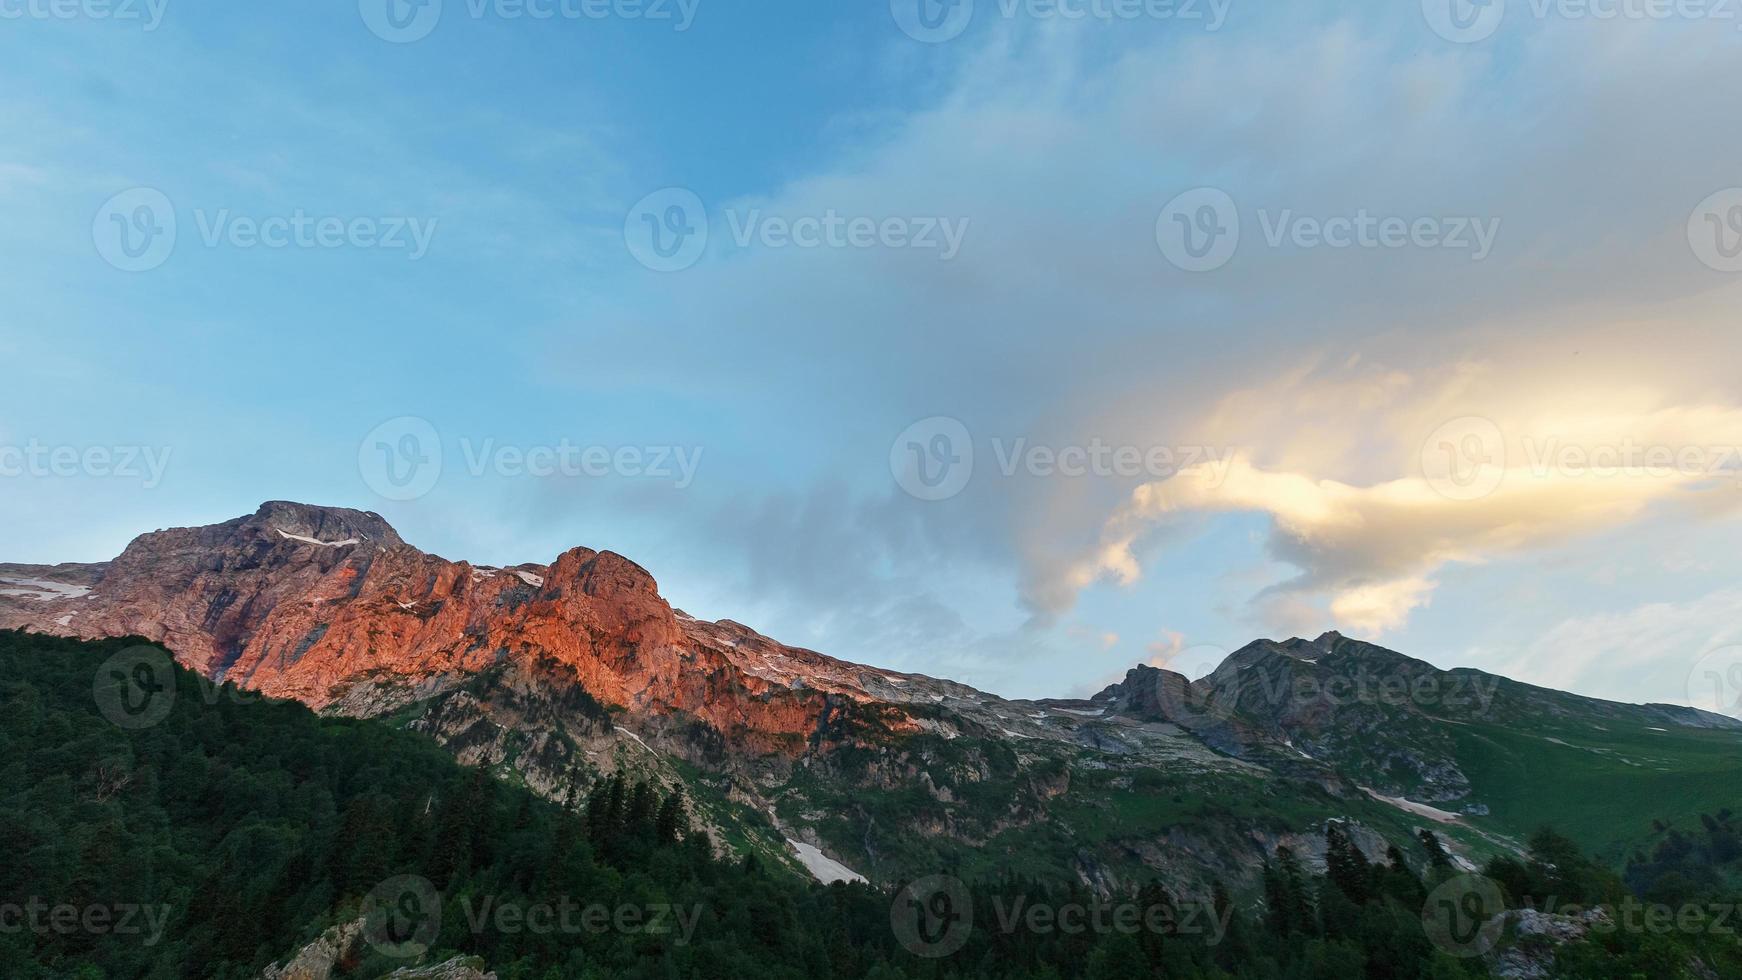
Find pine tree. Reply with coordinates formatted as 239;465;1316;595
1419;828;1454;875
626;779;656;831
1275;845;1315;935
656;788;687;844
1262;859;1292;937
1324;821;1371;904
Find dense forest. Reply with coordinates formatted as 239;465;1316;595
2;631;1739;979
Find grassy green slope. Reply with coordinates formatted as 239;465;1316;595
1447;716;1742;863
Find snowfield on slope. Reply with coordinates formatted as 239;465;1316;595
787;840;867;884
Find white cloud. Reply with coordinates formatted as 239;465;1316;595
1487;588;1742;707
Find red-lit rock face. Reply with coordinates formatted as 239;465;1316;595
0;501;917;754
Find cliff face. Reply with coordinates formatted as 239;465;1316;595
0;501;906;758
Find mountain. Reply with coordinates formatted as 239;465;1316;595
5;501;1740;894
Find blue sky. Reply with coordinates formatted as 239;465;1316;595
4;2;1742;709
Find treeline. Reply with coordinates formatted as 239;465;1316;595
3;631;1741;979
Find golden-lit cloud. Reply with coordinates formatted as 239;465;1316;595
1047;345;1742;637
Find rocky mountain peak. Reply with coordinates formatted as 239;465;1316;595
1090;662;1193;719
551;547;661;600
245;500;403;548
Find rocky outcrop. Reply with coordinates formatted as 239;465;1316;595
258;919;363;980
256;917;496;980
1490;907;1610;979
383;958;496;980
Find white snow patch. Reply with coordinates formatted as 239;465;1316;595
54;613;75;627
1361;787;1460;824
514;570;545;587
1054;707;1106;717
1646;727;1668;732
1000;728;1032;740
786;840;866;885
0;578;92;601
616;728;650;750
276;529;360;548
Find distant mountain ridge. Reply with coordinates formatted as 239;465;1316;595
5;502;1739;891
